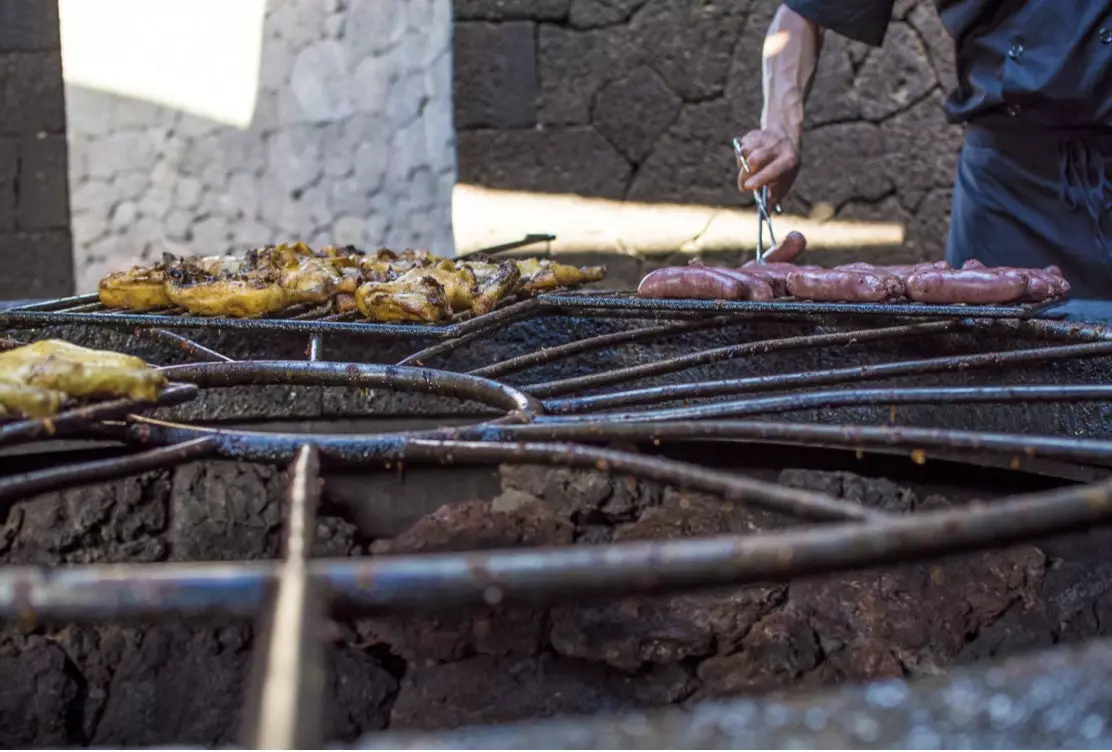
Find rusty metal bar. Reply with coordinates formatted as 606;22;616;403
2;472;1112;619
155;361;541;417
131;327;234;363
539;384;1112;425
470;316;740;379
0;382;198;447
241;444;325;750
544;338;1112;414
478;419;1112;466
0;437;217;506
524;320;963;398
120;426;879;522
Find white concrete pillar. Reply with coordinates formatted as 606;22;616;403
62;0;457;292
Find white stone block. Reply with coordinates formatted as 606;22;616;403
329;176;367;217
291;40;354;123
165;209;192;240
72;212;108;246
353;138;390;196
175;177;204;210
109;201;138;233
113;172;150;202
227;172;259;218
332;215;366;245
139;186;174;220
86;131;158;179
352;53;396;117
266;126;323;192
70;179;113;216
346;0;406;58
191;216;232;252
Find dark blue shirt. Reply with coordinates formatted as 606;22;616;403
783;0;1112;131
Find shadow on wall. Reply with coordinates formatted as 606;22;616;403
63;0;456;292
452;0;963;261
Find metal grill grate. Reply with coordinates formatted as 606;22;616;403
1;290;1110;748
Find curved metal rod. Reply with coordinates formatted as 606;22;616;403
469;317;740;379
0;382;198;447
158;360;541;417
537;384;1112;424
121;421;876;522
523;320;963;398
544;339;1112;414
463;419;1112;466
0;437;217;507
2;472;1111;620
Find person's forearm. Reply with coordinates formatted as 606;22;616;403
760;4;823;149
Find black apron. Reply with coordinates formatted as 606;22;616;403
946;123;1112;300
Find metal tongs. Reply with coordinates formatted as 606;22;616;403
732;137;782;265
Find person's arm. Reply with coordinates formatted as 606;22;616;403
739;0;895;203
760;4;823;152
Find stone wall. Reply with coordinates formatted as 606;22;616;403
0;0;74;298
66;0;456;293
453;0;961;262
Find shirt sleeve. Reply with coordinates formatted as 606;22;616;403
782;0;896;47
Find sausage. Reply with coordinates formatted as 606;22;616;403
905;269;1027;304
761;231;808;264
740;261;823;297
837;260;949;280
637;266;774;300
786;268;905;302
1044;266;1071;296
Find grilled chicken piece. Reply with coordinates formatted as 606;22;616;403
354;270;453;323
98;265;173;311
514;258;607;293
457;260;523;314
0;339;167;418
276;256;342;305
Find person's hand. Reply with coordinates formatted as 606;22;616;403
735;129;800;206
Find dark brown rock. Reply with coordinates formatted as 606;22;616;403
723;0;777;135
166;462;284;561
550;493;786;670
569;0;648;28
696;609;821;696
0;52;66;135
91;623;252;747
456;0;570;20
803;637;905;687
454;21;537;129
778;469;919;514
17;133;69;230
792;121;893;210
537;23;632;125
856;22;938;122
791;545;1047;670
805;32;865;127
0;0;60;51
627;99;740;206
361;501;572;663
458;127;632;199
389;653;693;731
0;136;18;231
326;647;398;740
908;1;958;94
0;637;80;747
499;463;663;526
626;0;748;101
0;229;73;298
880;91;961;211
594;65;681;163
1;474;170;565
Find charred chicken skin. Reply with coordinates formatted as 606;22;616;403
96;244;608;322
0;339;167;418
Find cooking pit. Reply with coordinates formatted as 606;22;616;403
3;285;1112;748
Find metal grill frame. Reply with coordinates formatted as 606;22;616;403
1;291;1112;748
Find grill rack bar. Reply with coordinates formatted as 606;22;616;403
0;290;1063;344
0;288;1109;749
3;469;1112;621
